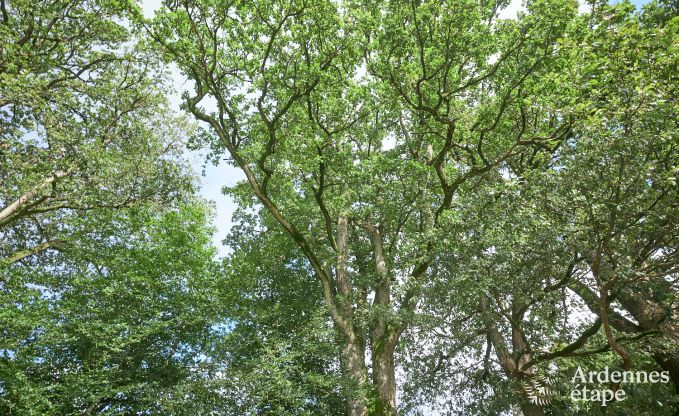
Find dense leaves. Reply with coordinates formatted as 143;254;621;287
1;0;677;415
213;213;345;415
149;0;676;414
0;0;194;267
1;205;221;415
1;1;222;414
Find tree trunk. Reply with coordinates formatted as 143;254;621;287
617;288;679;391
654;352;679;394
483;297;547;416
335;213;370;415
372;343;397;416
340;336;369;416
364;224;398;415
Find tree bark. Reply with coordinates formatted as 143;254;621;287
0;170;69;227
617;288;679;390
340;335;369;416
365;224;398;415
372;342;397;416
482;297;546;416
570;280;679;393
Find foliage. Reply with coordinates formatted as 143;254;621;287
148;0;677;414
1;1;222;415
211;211;345;415
0;0;194;267
0;0;676;415
0;204;221;415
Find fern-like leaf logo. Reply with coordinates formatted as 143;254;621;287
523;373;554;406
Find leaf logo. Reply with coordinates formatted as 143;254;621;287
523;374;554;406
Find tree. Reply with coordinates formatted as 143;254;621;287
401;2;678;414
1;2;223;414
146;0;579;413
4;0;672;414
0;203;222;415
1;0;193;267
211;207;345;415
558;0;678;388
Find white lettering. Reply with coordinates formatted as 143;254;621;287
572;366;587;384
649;371;660;383
661;371;670;384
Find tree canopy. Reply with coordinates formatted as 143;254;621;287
1;0;677;415
1;1;222;414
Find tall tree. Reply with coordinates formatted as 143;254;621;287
146;0;578;413
401;1;679;414
1;2;223;414
546;0;679;397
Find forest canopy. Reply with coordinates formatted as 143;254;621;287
1;0;677;415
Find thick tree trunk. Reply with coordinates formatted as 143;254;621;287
335;213;370;415
364;224;399;415
617;289;679;393
340;337;369;416
570;279;679;393
654;352;679;394
339;334;398;416
372;344;397;416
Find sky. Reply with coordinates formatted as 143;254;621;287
139;0;651;257
141;0;242;256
